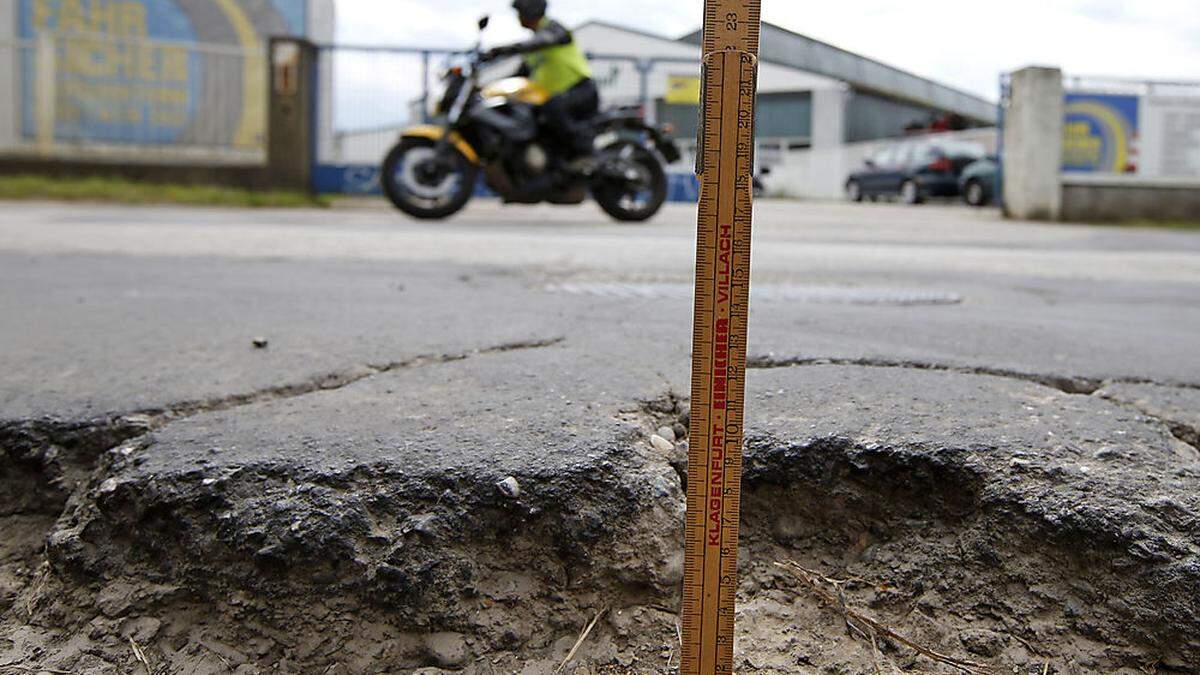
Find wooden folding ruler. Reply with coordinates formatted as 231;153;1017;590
681;0;761;673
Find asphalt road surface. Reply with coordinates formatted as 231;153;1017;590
3;198;1198;420
2;198;1199;672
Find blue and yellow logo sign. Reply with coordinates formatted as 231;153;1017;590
18;0;308;148
1063;93;1139;174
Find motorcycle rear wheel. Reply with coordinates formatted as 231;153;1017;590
592;144;668;223
381;137;478;220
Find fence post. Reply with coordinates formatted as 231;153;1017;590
421;51;432;123
34;33;56;155
995;74;1009;212
1002;66;1063;221
637;59;654;122
267;37;317;192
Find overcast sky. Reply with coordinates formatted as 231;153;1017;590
334;0;1200;101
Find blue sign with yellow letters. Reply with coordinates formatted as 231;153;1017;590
18;0;307;147
1063;92;1140;174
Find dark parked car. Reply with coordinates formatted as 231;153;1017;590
959;156;998;207
846;138;987;204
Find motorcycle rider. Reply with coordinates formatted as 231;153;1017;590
481;0;598;170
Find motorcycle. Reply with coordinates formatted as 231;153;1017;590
381;16;681;222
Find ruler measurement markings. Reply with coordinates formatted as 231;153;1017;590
684;1;761;673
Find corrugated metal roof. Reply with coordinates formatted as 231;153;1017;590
680;23;997;124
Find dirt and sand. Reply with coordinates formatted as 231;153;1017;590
4;361;1198;674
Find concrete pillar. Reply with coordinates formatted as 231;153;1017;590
267;37;317;192
810;85;848;149
1003;66;1063;220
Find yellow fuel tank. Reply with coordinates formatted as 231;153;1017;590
481;77;550;106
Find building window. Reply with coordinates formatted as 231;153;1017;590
655;91;813;143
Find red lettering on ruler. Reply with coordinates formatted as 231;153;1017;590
712;318;729;410
717;222;733;302
708;423;724;545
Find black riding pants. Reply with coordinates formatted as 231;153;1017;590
540;77;599;158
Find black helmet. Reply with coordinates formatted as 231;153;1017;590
512;0;547;22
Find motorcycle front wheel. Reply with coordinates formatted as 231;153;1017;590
591;143;668;223
381;137;478;220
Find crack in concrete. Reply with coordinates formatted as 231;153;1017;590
1093;392;1200;456
1;337;566;513
156;336;567;423
748;355;1200;454
1165;422;1200;454
747;354;1200;396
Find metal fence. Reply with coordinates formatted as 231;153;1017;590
1063;75;1200;99
317;46;463;167
0;32;267;165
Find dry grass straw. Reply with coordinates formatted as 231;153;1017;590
555;606;607;674
128;635;152;672
776;560;996;675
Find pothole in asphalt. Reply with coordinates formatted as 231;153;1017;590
546;282;963;306
0;472;1181;674
2;400;1192;673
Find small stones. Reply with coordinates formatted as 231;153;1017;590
958;628;1008;657
656;426;677;443
119;616;162;643
672;422;688;440
95;582;138;619
650;434;674;454
402;513;438;536
607;608;635;636
120;413;155;431
423;632;468;668
497;476;521;499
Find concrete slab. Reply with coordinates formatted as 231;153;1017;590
1097;382;1200;447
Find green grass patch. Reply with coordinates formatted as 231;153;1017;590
0;174;330;209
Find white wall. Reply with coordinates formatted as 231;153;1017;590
1141;95;1200;180
573;21;844;141
762;127;998;200
0;6;19;152
307;0;335;42
308;0;337;164
332;127;398;165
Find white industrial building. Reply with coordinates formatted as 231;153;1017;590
324;18;999;200
572;21;999;199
